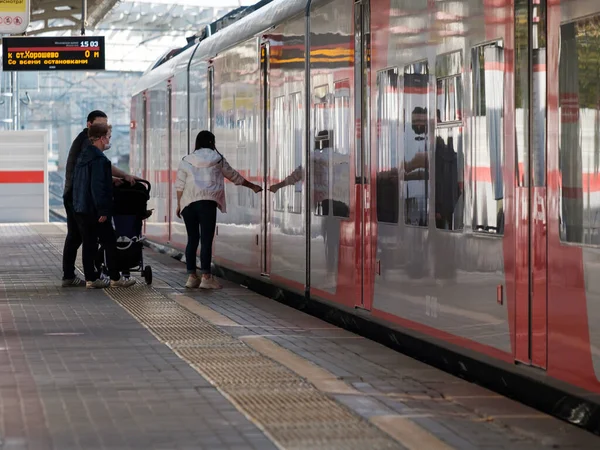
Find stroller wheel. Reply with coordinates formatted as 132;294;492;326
143;266;152;285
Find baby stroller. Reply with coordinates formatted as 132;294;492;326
96;179;153;285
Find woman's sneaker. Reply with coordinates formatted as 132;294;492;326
185;275;200;289
110;278;136;288
62;276;85;287
86;279;109;289
200;276;222;290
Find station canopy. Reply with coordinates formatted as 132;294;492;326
15;0;260;71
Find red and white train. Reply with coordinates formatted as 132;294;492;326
131;0;600;410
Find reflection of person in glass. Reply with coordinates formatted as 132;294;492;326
404;106;429;226
269;130;349;274
435;133;462;230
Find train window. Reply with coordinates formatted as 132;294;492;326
313;85;332;216
471;42;505;235
435;51;464;231
515;0;529;188
376;68;400;224
404;61;430;227
273;95;286;212
332;80;351;218
559;15;600;244
288;92;303;214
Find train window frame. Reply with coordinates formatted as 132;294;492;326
471;40;505;236
376;67;400;224
312;84;333;217
435;50;465;232
558;15;600;246
332;79;351;218
403;59;430;228
272;95;287;213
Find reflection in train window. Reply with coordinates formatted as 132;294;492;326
332;80;351;217
376;68;400;223
404;61;430;227
436;77;462;123
273;95;286;212
288;92;303;214
435;127;464;230
237;101;248;208
471;42;504;234
313;85;332;216
559;16;600;244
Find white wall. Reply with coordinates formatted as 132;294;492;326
0;131;49;223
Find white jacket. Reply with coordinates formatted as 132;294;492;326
175;148;245;213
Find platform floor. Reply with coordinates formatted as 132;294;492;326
0;223;599;450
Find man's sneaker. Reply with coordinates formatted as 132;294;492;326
185;275;200;289
200;276;222;290
110;278;136;288
86;279;109;289
62;276;85;287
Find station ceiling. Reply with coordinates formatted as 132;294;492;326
5;0;259;71
29;0;119;35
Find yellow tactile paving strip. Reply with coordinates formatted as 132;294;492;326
107;285;403;449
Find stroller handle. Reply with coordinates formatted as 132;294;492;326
136;179;151;195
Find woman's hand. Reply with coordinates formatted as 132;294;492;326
176;206;181;218
251;183;263;193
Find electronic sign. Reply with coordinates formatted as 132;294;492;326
2;36;105;71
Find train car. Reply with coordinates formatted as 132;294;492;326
131;0;600;415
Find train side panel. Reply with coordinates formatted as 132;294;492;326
547;0;600;392
169;70;190;250
265;13;308;289
212;38;263;273
369;0;512;356
144;84;170;243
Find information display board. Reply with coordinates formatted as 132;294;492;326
2;36;105;71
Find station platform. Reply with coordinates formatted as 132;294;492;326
1;223;599;450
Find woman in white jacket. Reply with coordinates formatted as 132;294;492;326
175;130;262;289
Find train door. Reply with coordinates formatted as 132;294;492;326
260;42;270;275
354;0;373;309
514;0;548;369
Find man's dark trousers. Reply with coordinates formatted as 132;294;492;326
62;196;82;280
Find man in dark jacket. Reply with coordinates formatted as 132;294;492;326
73;123;135;289
61;110;138;287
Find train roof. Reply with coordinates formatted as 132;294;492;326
132;0;311;96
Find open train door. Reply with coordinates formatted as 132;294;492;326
513;0;548;370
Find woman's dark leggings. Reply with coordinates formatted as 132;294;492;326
181;200;217;275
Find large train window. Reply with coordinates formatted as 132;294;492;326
376;68;400;224
435;51;464;231
471;42;505;235
559;15;600;244
332;80;351;217
288;92;303;214
312;85;332;216
273;95;286;212
404;61;430;227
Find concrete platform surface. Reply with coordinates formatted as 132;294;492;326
0;223;598;450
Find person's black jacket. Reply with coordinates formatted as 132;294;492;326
73;144;113;217
63;128;90;200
